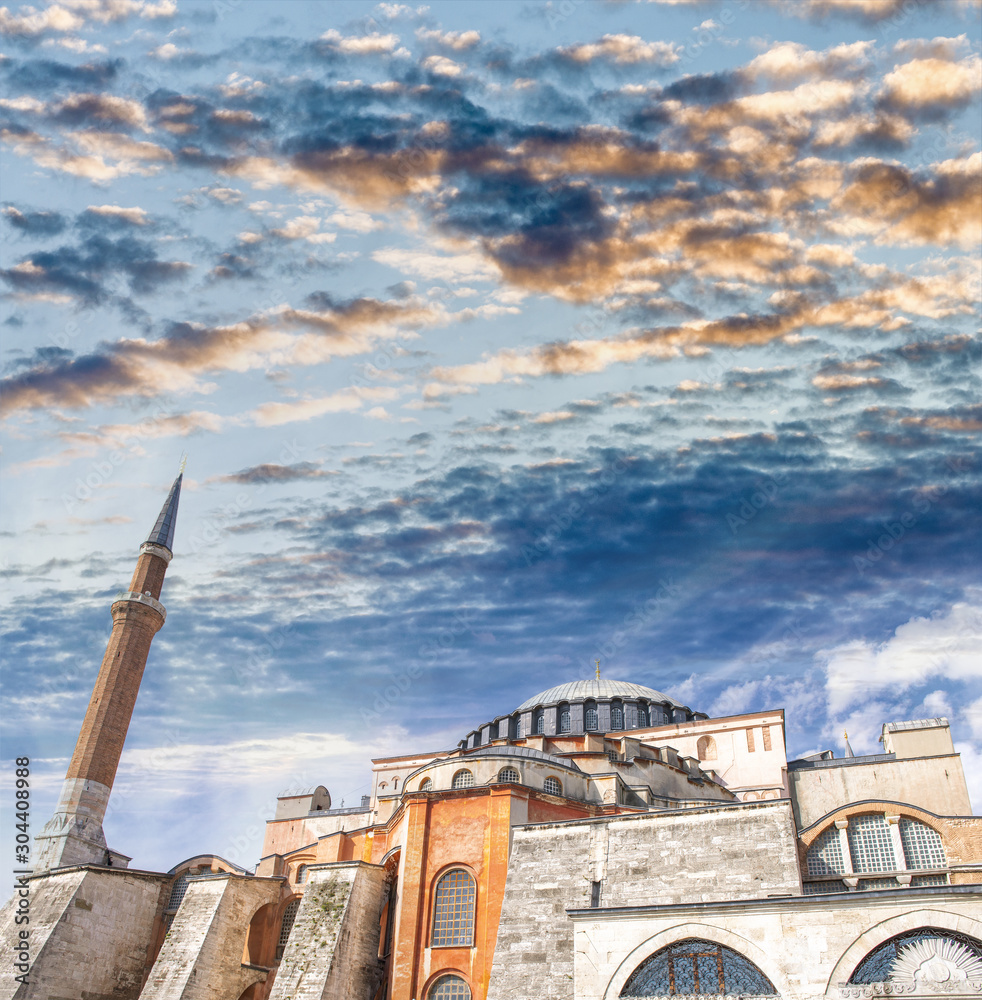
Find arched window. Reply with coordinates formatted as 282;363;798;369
295;864;308;884
543;776;562;796
848;928;982;984
419;777;433;792
898;817;946;869
451;770;474;789
534;709;545;734
428;974;472;999
637;703;649;728
610;700;624;730
806;826;845;876
276;898;300;961
498;767;520;783
431;870;476;947
558;703;571;733
584;700;599;731
696;735;717;761
167;874;190;911
621;938;777;996
847;814;897;872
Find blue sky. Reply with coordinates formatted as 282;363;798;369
1;0;980;892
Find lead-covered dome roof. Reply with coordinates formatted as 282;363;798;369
516;679;681;712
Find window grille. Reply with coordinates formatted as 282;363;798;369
543;776;562;795
585;703;599;731
606;749;619;763
498;767;520;783
899;817;946;870
847;814;897;873
610;703;624;730
431;870;475;947
620;938;778;996
849;929;982;983
696;735;717;761
428;974;471;999
911;873;949;887
167;874;190;911
746;728;755;752
559;707;571;733
762;726;772;751
295;864;308;884
802;880;847;894
806;826;845;876
276;898;300;960
637;705;649;727
857;877;900;891
451;770;474;789
419;778;433;791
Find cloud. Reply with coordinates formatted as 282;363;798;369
821;602;982;717
558;34;680;66
415;27;480;50
219;462;336;484
0;0;174;37
248;385;401;427
880;55;982;112
320;28;400;55
2;205;67;235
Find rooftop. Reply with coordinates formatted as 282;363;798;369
516;679;683;712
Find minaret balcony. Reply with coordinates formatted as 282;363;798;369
113;590;167;622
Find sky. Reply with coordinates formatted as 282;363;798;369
0;0;980;893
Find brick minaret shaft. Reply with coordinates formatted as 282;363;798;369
34;473;183;872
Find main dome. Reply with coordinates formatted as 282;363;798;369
516;679;682;712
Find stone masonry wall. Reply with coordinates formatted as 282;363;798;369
139;874;281;1000
487;800;800;1000
268;862;388;1000
0;867;167;1000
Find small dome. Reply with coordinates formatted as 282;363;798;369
516;679;681;712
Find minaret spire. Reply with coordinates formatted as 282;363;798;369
34;468;184;871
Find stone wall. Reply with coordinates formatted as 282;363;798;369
0;866;167;1000
139;873;282;1000
268;862;387;1000
487;800;800;1000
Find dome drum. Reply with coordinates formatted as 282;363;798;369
462;680;705;748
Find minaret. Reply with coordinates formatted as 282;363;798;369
34;470;183;871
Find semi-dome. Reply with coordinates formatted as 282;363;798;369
516;679;682;712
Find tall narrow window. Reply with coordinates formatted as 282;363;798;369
534;709;545;734
431;870;476;947
167;874;190;911
637;703;649;728
276;898;300;960
585;700;599;731
295;864;308;884
847;814;897;873
558;703;571;733
610;701;624;730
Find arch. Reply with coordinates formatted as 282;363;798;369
533;708;545;734
497;767;520;784
898;816;946;869
620;937;777;996
295;863;308;884
696;735;717;761
825;909;982;993
419;777;433;792
846;926;982;983
604;923;791;999
636;702;649;728
426;972;472;998
243;901;279;967
451;769;474;789
543;776;562;796
431;869;476;947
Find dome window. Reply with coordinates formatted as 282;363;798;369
419;778;433;792
534;709;545;734
543;776;562;796
498;767;520;784
451;770;474;790
584;700;599;732
637;703;649;727
610;700;624;730
558;703;571;733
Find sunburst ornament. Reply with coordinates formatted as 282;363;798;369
889;936;982;985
